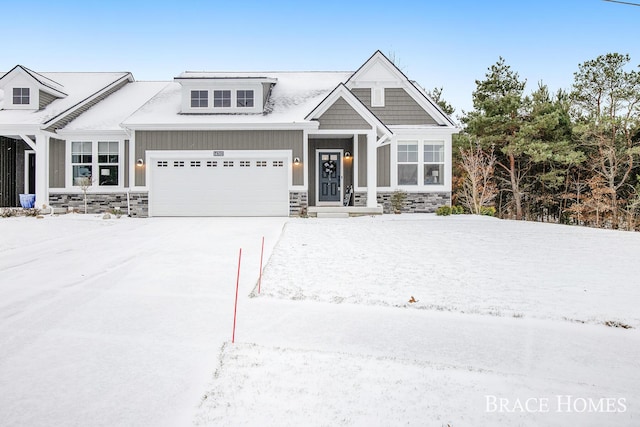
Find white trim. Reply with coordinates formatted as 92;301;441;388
19;134;36;150
121;122;319;131
66;139;126;189
56;129;128;139
390;136;451;192
315;149;344;206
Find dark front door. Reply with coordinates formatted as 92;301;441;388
318;151;341;203
28;152;36;194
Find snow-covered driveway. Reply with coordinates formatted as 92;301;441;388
1;214;639;426
0;215;286;427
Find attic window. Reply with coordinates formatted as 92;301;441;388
191;90;208;108
13;88;30;105
371;87;384;107
237;90;254;107
213;90;231;108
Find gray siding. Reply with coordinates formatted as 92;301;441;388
377;144;390;187
351;88;438;126
39;90;57;109
45;79;129;132
124;140;129;188
49;138;66;188
358;135;367;187
308;138;353;206
317;97;372;130
135;130;303;186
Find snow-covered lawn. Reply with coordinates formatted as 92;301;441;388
258;215;640;328
1;214;638;426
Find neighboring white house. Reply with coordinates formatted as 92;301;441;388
0;51;458;217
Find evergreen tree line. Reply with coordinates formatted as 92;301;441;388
443;53;640;230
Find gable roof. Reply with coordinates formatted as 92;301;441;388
305;83;392;138
346;50;457;127
0;65;68;97
0;70;133;129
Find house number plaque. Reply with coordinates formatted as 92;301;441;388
213;151;224;157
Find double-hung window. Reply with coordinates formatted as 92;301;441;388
98;141;119;186
190;90;208;108
72;142;92;185
213;90;231;107
13;88;30;105
237;90;254;107
397;142;418;185
424;143;444;185
397;140;445;186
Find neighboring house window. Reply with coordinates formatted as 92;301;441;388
424;142;444;185
98;141;119;186
213;90;231;107
191;90;208;108
237;90;254;107
13;88;30;105
397;142;418;185
72;142;92;185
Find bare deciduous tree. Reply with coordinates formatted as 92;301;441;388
458;142;498;214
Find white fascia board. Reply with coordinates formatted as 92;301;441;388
56;129;129;139
176;77;277;84
0;124;41;134
389;125;460;136
121;122;319;131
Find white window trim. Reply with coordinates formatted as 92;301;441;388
392;138;448;190
66;140;124;190
179;82;263;114
190;90;209;108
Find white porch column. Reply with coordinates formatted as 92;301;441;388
34;133;49;207
366;132;377;208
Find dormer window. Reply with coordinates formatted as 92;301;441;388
213;90;231;108
237;90;254;107
13;88;30;105
190;90;208;108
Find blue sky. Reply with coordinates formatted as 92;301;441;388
3;0;639;116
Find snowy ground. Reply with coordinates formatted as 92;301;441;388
1;214;639;426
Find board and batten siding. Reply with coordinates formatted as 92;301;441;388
317;97;372;130
49;138;66;188
39;90;57;110
377;144;390;187
351;88;437;126
135;130;304;186
357;135;367;187
0;137;17;206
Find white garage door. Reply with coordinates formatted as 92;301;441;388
150;155;289;217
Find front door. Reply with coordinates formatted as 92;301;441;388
27;152;36;194
318;151;341;203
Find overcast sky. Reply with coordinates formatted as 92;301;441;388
3;0;639;117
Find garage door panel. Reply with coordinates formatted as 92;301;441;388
150;156;289;217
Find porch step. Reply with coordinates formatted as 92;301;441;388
316;212;349;218
308;205;384;217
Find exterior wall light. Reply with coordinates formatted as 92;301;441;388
345;151;351;158
293;157;301;164
136;159;144;167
